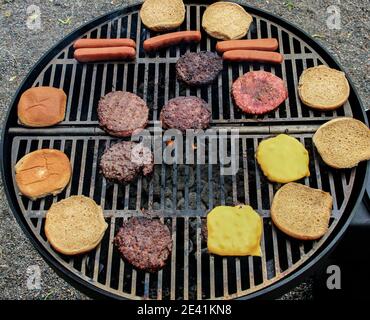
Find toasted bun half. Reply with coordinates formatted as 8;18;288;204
45;196;108;256
298;65;350;110
271;183;333;241
18;87;66;127
15;149;71;200
313;117;370;168
140;0;185;31
202;2;253;40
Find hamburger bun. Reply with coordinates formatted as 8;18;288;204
298;65;350;110
45;196;108;255
15;149;71;200
18;87;66;127
271;183;333;240
313;117;370;168
140;0;185;32
202;2;253;40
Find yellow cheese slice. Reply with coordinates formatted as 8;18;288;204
256;134;310;183
207;205;262;256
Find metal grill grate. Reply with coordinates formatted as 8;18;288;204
8;132;358;299
2;1;367;300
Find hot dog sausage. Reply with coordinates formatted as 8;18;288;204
74;47;136;62
223;50;284;64
216;38;279;53
143;31;201;52
73;38;136;49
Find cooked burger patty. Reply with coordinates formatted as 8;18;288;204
176;51;223;86
98;91;149;137
160;96;211;132
232;71;288;115
114;217;172;272
100;141;153;184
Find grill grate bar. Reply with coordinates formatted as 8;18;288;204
285;240;294;268
242;138;250;204
131;269;137;296
328;172;339;212
157;218;165;300
64;63;77;121
301;57;314;118
76;65;88;121
277;27;291;119
21;208;306;218
227;66;234;121
64;140;77;198
144;273;150;299
312;145;323;190
48;64;56;87
77;139;88;195
271;225;281;275
170;218;177;300
253;138;263;211
222;258;228;296
196;216;202;300
209;255;215;299
10;117;348;133
290;35;303;118
207;143;215;299
260;225;268;282
87;65;98;121
231;146;242;293
248;256;255;288
183;216;189;300
268;182;281;276
53;53;322;65
105;218;116;286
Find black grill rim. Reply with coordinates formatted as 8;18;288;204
1;1;369;300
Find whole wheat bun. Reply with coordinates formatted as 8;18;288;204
298;65;350;110
15;149;71;200
271;183;333;241
140;0;185;31
313;117;370;168
202;2;253;40
18;87;66;127
45;196;108;255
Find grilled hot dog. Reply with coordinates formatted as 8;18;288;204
216;38;279;53
143;31;201;52
223;50;284;64
74;47;136;62
73;38;136;49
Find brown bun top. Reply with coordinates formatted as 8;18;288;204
18;87;66;127
15;149;71;200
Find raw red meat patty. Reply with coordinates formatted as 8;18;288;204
232;71;288;115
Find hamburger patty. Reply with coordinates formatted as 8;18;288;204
232;71;288;115
100;141;153;184
160;96;211;132
98;91;149;137
114;217;173;272
176;51;223;86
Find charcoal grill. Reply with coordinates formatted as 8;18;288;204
1;0;368;300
